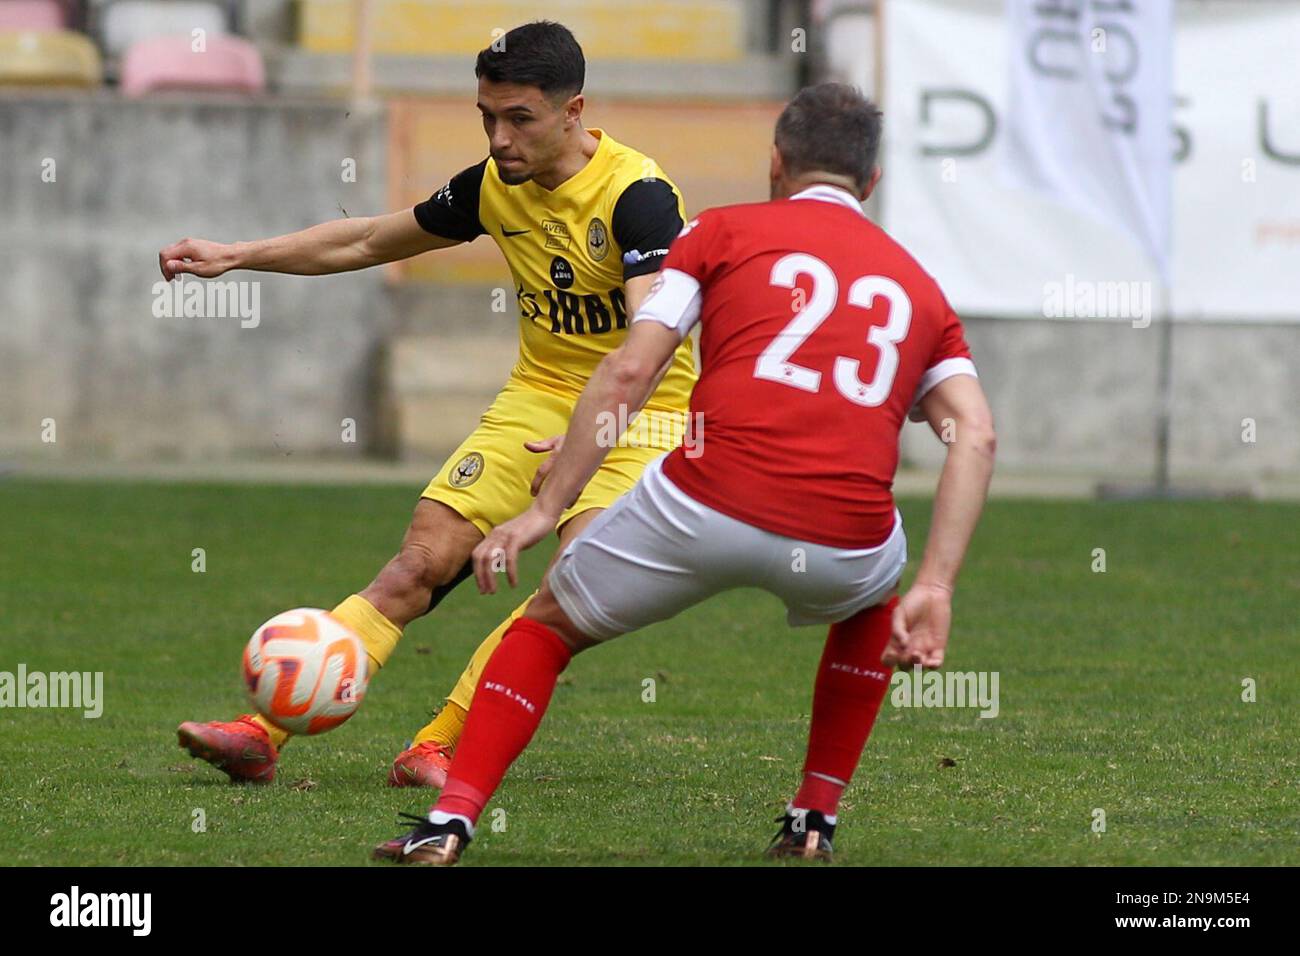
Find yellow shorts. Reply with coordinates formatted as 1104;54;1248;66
421;382;680;535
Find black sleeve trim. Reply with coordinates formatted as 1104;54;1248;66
413;160;488;241
611;178;684;280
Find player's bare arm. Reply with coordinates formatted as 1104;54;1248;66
472;317;682;593
617;272;681;405
158;207;461;281
887;374;996;670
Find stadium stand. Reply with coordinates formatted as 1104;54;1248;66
297;0;744;60
271;0;797;99
0;1;66;31
0;28;101;85
119;31;264;96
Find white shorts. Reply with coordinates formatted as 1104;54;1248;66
548;456;907;641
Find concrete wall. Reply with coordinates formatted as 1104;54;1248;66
0;92;391;461
3;93;1296;483
899;317;1300;482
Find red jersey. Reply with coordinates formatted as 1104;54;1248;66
645;185;976;549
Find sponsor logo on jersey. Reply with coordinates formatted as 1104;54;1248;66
587;217;609;262
516;284;541;320
542;219;571;251
526;286;629;335
448;452;484;488
550;256;575;289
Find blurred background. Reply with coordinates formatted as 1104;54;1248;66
1;0;1296;494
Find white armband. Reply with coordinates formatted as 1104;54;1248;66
908;357;979;422
630;268;702;339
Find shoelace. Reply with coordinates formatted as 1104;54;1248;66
768;814;795;846
382;811;435;845
395;811;432;832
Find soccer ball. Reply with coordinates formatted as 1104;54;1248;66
242;608;369;735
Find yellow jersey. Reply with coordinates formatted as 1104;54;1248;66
414;128;696;415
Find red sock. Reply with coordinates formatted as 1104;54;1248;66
433;617;572;826
794;597;896;818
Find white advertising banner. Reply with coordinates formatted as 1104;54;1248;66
1004;0;1173;282
882;0;1300;320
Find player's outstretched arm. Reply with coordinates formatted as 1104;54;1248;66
158;208;461;280
888;374;996;669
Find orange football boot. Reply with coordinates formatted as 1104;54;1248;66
388;741;453;789
177;714;278;783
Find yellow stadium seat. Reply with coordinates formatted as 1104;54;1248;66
0;29;102;86
297;0;743;62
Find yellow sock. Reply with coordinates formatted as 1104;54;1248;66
413;699;468;748
250;712;291;749
411;591;536;748
249;595;400;751
331;593;404;674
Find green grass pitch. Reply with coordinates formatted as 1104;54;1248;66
1;479;1296;866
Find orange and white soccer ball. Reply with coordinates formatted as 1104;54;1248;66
242;608;369;735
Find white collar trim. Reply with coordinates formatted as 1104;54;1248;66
789;183;866;216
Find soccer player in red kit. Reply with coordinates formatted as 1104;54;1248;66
374;83;997;865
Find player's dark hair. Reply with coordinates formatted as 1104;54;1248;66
775;83;883;191
474;20;585;101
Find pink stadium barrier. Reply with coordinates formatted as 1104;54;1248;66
0;0;65;31
119;33;264;97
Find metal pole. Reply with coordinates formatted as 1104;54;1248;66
873;0;884;102
351;0;375;104
1153;282;1173;494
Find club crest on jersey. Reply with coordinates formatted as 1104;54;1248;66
448;452;484;488
550;256;575;289
542;219;571;251
587;218;609;262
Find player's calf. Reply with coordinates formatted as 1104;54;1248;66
360;546;446;628
360;498;485;628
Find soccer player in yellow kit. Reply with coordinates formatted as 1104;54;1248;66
165;21;695;785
